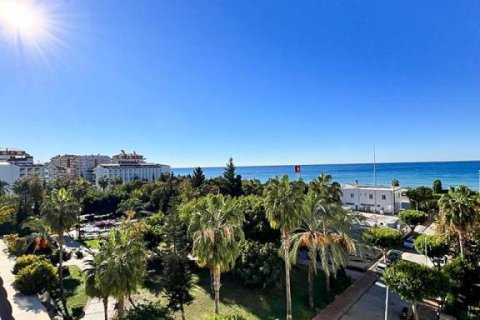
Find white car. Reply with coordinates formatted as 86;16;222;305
375;262;387;274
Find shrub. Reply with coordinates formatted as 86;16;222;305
4;233;27;256
119;302;172;320
398;210;427;230
13;254;47;274
204;315;247;320
233;240;283;289
14;260;58;295
71;305;85;319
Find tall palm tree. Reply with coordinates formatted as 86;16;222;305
438;186;479;259
41;188;80;317
188;194;244;314
95;228;147;318
309;173;342;204
290;190;328;310
264;175;304;320
84;257;110;320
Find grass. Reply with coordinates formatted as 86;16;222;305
64;265;88;315
82;239;102;250
137;265;352;320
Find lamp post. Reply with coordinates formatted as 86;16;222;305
376;282;389;320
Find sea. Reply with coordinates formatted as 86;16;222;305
172;161;480;190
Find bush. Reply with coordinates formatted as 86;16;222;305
398;210;427;229
71;305;85;319
50;249;72;265
4;233;27;256
13;254;48;275
14;260;58;295
233;240;283;289
204;315;247;320
119;302;172;320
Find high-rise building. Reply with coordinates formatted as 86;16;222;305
46;154;111;182
0;147;44;186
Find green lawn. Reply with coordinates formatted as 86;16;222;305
137;265;351;320
82;239;102;250
64;265;88;316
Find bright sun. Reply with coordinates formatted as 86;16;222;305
0;0;45;38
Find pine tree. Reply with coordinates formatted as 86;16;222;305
222;158;242;197
191;167;205;188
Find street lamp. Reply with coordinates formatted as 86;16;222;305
376;282;389;320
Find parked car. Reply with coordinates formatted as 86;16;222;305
375;262;387;274
403;236;415;249
387;249;402;263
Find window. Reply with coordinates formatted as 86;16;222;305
351;193;354;198
369;194;373;199
381;195;386;200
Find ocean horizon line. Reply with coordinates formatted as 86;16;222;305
172;159;480;170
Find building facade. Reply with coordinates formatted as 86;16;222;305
95;151;170;186
47;154;111;182
340;183;410;214
0;148;44;186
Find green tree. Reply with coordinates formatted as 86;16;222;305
188;194;244;314
41;188;80;318
383;260;450;320
0;180;9;195
362;227;402;262
161;251;193;320
391;179;400;187
191;167;206;188
406;186;436;213
221;158;242;197
438;186;479;259
433;180;443;194
413;235;448;268
308;173;342;204
96;228;147;318
98;176;109;191
264;175;304;320
398;210;427;231
84;257;110;320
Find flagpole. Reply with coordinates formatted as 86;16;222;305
374;146;377;214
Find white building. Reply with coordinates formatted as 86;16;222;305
0;148;44;186
95;151;170;186
95;163;170;186
340;183;410;214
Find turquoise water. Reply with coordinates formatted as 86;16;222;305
173;161;480;189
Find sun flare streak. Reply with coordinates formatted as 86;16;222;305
0;0;65;62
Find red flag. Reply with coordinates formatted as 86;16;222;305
294;165;301;173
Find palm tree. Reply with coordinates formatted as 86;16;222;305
95;228;146;318
84;257;110;320
264;175;304;320
41;188;80;317
290;190;328;310
188;194;244;315
438;186;479;259
309;173;342;204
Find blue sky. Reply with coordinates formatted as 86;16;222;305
1;0;479;167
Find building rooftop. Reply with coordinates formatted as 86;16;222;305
342;183;405;191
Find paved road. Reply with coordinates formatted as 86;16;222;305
341;282;407;320
0;240;50;320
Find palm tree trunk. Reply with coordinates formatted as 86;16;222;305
128;294;137;310
308;247;315;310
58;234;70;318
284;231;293;320
383;248;387;263
412;303;419;320
102;297;108;320
458;232;465;259
213;268;221;314
117;294;125;318
180;304;185;320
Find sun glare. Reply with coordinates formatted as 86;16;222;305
0;0;46;39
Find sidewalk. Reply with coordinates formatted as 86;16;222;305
0;240;50;320
313;270;377;320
